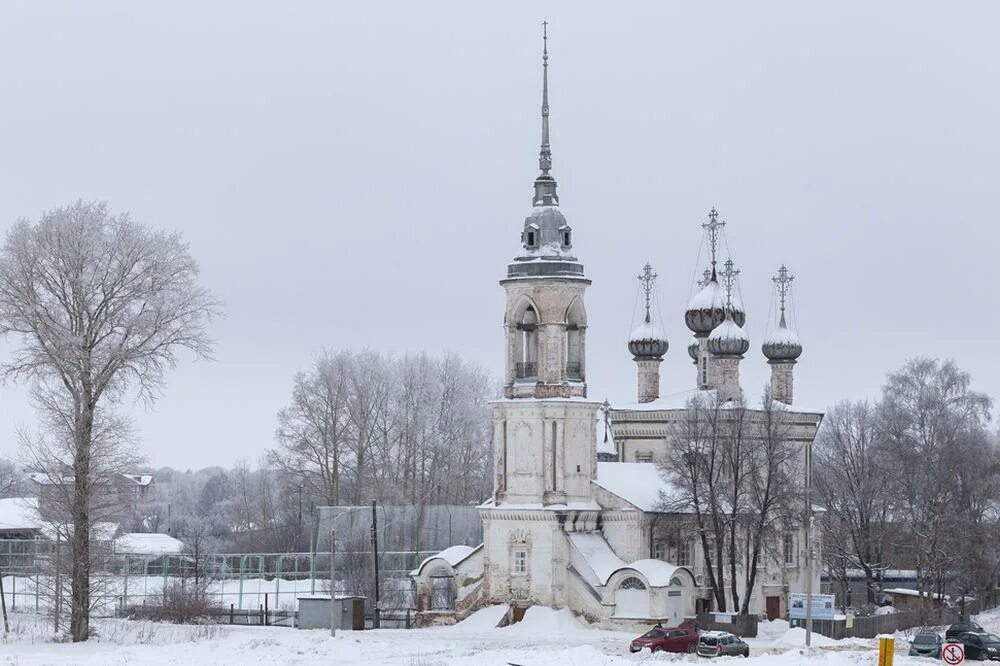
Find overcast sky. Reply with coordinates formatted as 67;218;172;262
1;1;998;468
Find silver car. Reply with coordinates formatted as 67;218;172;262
697;631;750;658
908;630;942;659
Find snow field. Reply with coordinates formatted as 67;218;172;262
4;605;1000;664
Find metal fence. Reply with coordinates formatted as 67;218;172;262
0;538;434;623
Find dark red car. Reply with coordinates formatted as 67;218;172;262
628;623;700;653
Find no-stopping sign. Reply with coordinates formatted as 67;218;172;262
943;642;965;665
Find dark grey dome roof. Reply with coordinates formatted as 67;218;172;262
628;316;668;359
762;316;802;362
707;315;750;357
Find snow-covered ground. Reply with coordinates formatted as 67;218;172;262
3;605;998;665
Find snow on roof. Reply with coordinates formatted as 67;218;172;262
567;532;626;586
410;544;480;576
114;533;184;555
621;559;687;587
708;317;749;343
593;462;683;512
762;324;801;346
122;474;153;486
687;280;725;311
0;497;41;531
629;321;666;343
567;533;688;588
43;521;120;542
478;498;602;511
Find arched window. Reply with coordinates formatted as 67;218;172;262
515;306;538;379
565;299;585;380
619;576;647;591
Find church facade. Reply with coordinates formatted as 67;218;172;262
411;30;823;627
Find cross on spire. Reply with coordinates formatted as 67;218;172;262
702;207;725;274
772;264;794;323
638;263;657;322
720;257;740;309
697;268;712;288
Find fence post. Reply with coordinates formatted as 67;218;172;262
264;593;269;626
238;556;246;610
230;603;234;624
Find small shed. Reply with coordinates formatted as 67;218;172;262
297;595;366;630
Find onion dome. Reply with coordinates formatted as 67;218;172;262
762;313;802;362
685;278;727;334
628;314;669;359
687;338;700;362
707;313;750;357
685;274;748;335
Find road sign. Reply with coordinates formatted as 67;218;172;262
943;642;965;665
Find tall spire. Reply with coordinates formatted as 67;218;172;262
533;21;559;207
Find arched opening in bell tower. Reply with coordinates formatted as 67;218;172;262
565;299;585;380
515;306;539;379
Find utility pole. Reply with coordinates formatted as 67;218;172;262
329;528;336;637
54;531;62;632
0;559;9;634
804;436;814;648
371;500;381;629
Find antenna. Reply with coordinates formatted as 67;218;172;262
638;263;657;323
701;207;725;275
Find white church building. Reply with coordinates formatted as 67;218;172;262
411;30;823;628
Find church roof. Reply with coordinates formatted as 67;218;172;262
593;462;682;512
567;532;690;588
611;388;824;415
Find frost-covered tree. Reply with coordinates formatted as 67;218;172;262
814;400;892;606
270;350;493;511
880;359;995;607
0;201;218;641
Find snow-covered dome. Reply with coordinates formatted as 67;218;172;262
762;315;802;362
687;338;700;362
707;314;750;357
685;278;746;334
628;315;668;359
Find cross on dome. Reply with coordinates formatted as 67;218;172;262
772;264;794;317
701;207;725;272
719;258;740;309
638;263;657;321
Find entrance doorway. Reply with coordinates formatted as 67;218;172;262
766;596;781;620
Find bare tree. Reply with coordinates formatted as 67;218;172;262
814;400;892;606
880;358;993;606
739;391;800;615
0;201;218;641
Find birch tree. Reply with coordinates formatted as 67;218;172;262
0;201;218;641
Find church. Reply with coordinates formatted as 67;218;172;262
410;29;823;628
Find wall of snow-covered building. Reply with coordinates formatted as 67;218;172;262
411;544;485;625
479;507;599;608
599;511;648;563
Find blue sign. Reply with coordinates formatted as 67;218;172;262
788;593;836;620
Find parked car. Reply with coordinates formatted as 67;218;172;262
948;632;1000;661
629;623;699;653
696;631;750;658
947;621;985;640
907;630;942;659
